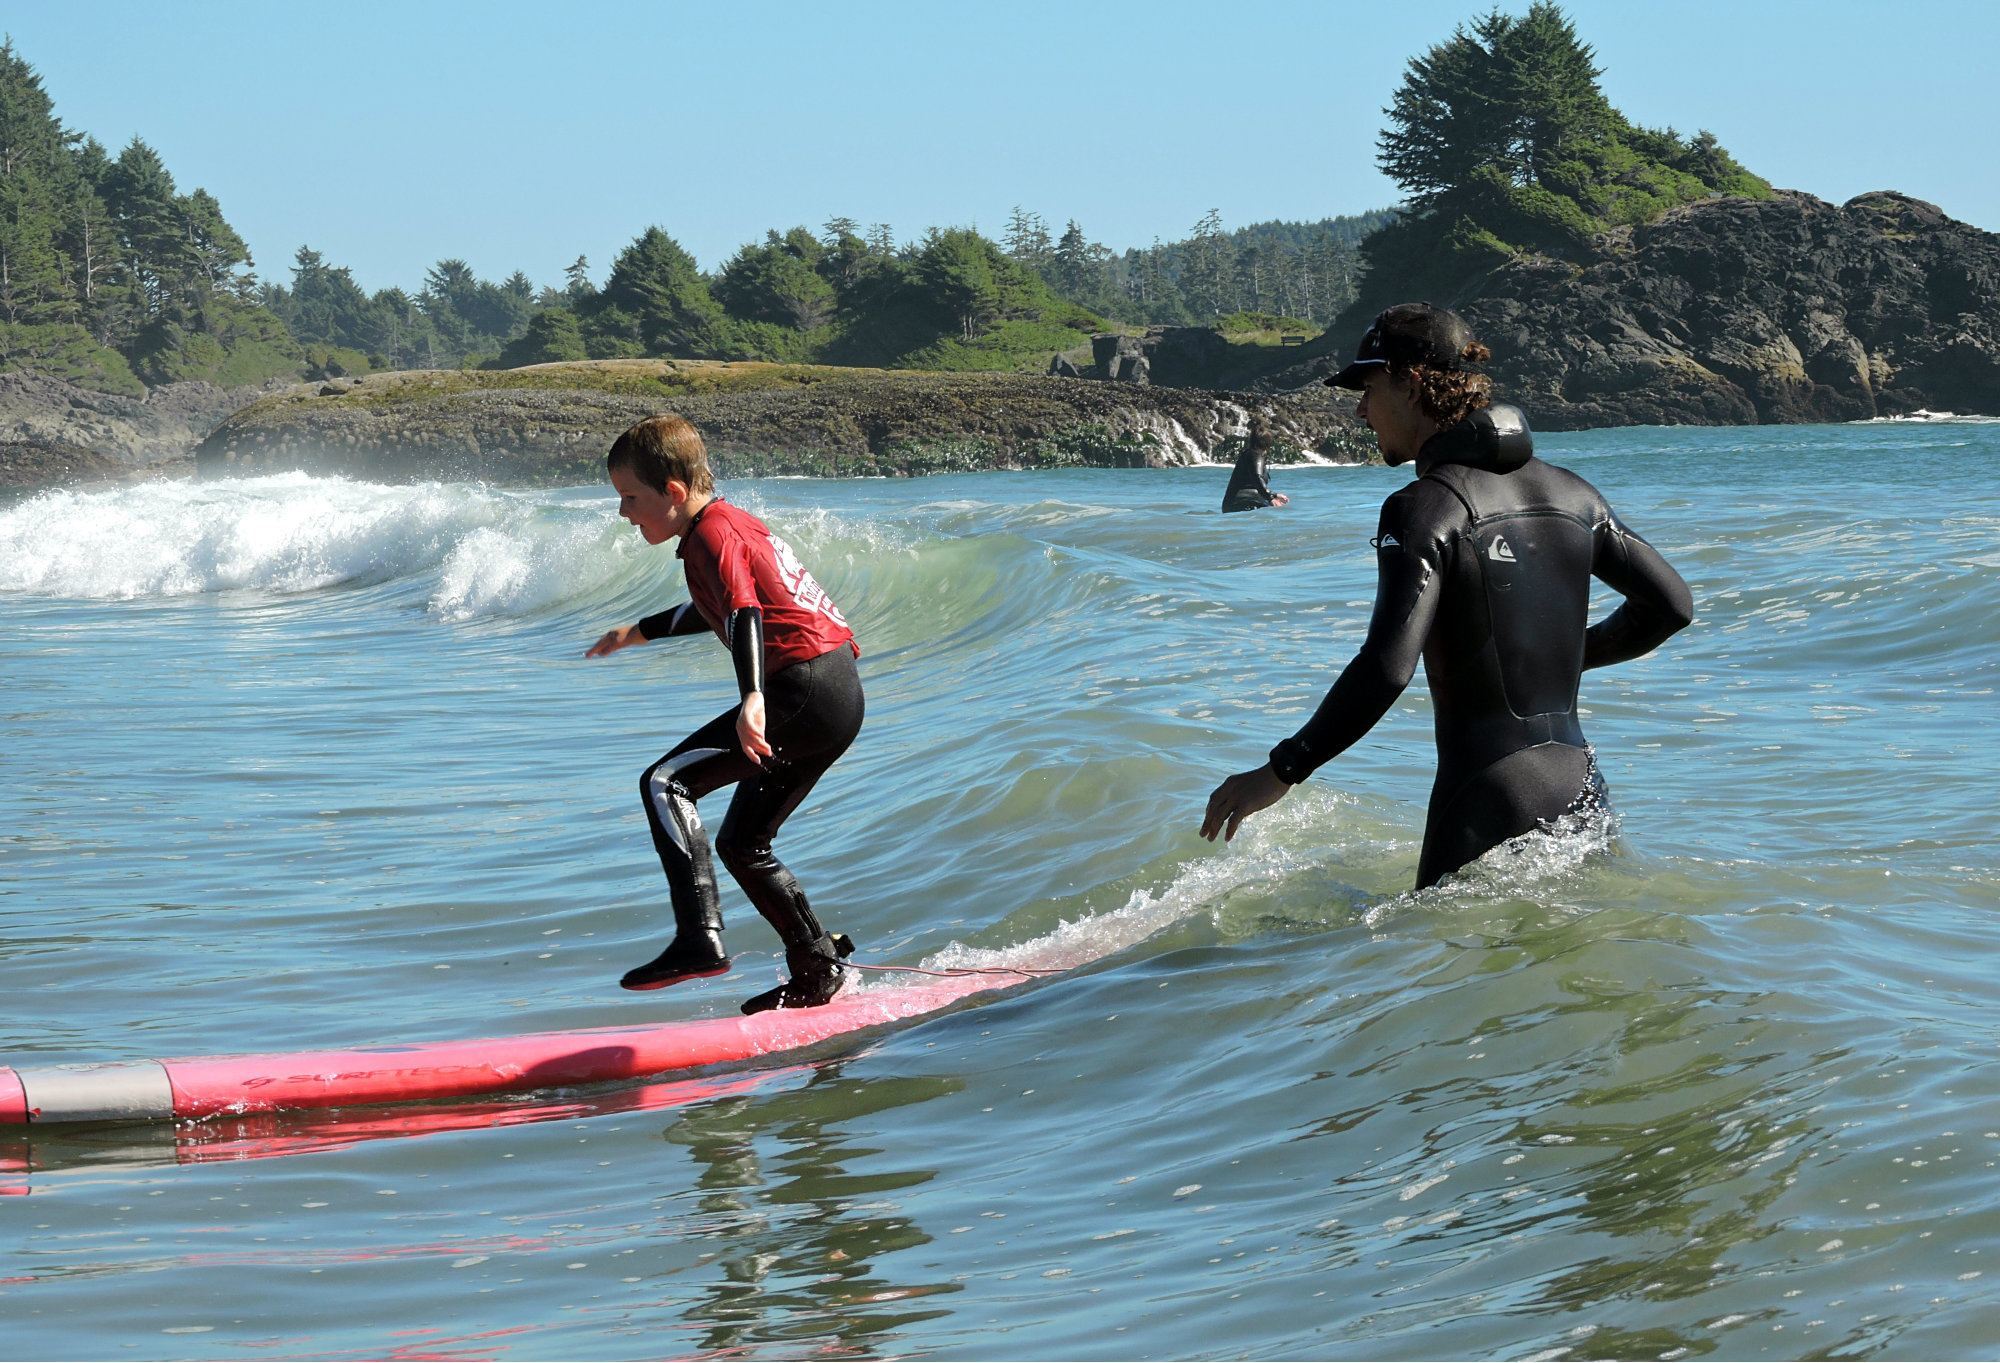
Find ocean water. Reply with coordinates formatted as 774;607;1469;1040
1;420;1995;1360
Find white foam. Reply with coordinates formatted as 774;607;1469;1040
1362;802;1620;928
892;790;1368;982
0;473;512;601
428;518;633;622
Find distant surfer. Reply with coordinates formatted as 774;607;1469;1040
587;415;863;1012
1200;303;1693;887
1220;416;1290;513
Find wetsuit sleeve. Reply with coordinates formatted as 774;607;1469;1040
728;606;765;698
1269;489;1449;785
635;602;707;641
1584;510;1695;670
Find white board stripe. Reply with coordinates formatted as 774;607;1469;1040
15;1061;175;1122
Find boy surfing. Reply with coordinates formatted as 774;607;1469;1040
587;414;863;1013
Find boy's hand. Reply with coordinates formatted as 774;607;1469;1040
1271;493;1291;507
1201;764;1290;842
585;625;643;658
736;692;773;765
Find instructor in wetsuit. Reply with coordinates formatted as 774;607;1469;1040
1200;303;1693;888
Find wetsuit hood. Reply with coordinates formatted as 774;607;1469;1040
1417;403;1533;477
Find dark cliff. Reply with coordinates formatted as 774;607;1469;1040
1266;191;2000;428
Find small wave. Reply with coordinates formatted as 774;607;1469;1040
1851;411;2000;425
429;519;636;623
889;790;1396;983
0;473;517;601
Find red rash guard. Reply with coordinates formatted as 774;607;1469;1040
675;499;857;670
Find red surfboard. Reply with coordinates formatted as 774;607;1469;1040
1;970;1022;1126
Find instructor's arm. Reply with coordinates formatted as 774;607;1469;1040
1201;487;1446;842
1583;512;1693;670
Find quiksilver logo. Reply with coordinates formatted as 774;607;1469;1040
1377;533;1400;548
1488;535;1517;563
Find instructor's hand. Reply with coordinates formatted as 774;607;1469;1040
586;625;644;658
736;691;773;765
1201;763;1291;843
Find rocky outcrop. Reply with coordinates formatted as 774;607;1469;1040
1084;328;1237;386
0;371;290;492
0;370;286;463
1265;191;2000;428
197;360;1373;483
0;437;145;493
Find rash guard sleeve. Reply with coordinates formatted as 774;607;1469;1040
1583;509;1694;670
636;601;708;641
1269;486;1450;785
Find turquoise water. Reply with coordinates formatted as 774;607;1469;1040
1;421;1996;1359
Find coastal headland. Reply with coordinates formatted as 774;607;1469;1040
1267;191;2000;429
192;361;1373;485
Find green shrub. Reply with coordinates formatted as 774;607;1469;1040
302;343;372;379
0;322;146;396
900;317;1096;372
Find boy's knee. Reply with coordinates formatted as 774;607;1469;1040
714;829;773;874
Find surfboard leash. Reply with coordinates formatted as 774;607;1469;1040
843;960;1067;981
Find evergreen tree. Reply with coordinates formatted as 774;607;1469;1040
179;188;251;295
1182;208;1234;319
497;306;586;366
1495;2;1612;187
563;254;594;304
716;227;837;329
817;217;869;293
914;228;1003;341
590;226;726;357
1377;15;1514;207
1002;206;1053;277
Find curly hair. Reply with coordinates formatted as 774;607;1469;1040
1395;340;1494;428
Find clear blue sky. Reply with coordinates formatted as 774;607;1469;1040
10;2;1994;294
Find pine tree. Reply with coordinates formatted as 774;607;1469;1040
593;226;726;357
1183;208;1234;319
1376;15;1515;206
1002;206;1052;276
102;139;193;314
914;228;1002;341
1494;2;1612;187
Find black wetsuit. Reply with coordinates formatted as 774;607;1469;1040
1222;445;1277;513
1268;405;1692;888
639;641;864;956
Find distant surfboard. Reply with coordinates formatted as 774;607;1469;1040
1;970;1023;1126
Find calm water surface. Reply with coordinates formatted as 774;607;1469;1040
1;421;1996;1360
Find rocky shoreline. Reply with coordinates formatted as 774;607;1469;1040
193;361;1373;485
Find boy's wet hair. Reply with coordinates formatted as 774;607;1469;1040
607;414;714;495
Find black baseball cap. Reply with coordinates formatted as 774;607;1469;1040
1326;302;1476;389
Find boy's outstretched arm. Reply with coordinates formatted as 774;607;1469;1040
585;601;707;657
